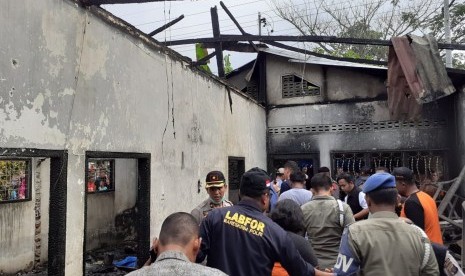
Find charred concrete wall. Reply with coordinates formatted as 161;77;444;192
86;159;137;251
0;158;50;274
265;55;386;106
0;1;266;274
265;53;453;173
268;100;452;169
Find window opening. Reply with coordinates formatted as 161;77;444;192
87;159;115;193
0;159;31;203
228;157;245;204
282;74;320;98
331;150;447;183
242;80;259;101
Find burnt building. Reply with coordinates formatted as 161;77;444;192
227;48;465;186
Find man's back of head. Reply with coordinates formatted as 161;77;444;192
159;212;200;262
290;171;306;187
392;167;415;185
310;172;332;192
284;160;299;172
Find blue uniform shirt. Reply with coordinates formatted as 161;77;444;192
197;198;316;276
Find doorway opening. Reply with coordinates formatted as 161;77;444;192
269;153;320;189
228;157;245;204
83;152;150;275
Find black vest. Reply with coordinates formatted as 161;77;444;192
346;187;364;216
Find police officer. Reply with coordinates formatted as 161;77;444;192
334;173;439;276
191;171;233;225
197;167;332;276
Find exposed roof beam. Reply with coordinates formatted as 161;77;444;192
211;6;225;78
219;1;258;52
81;0;179;5
162;34;465;51
148;15;184;36
202;42;268;53
191;50;218;66
267;41;386;66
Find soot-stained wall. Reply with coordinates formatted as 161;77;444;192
86;159;137;251
268;100;452;167
264;52;453;170
0;1;266;274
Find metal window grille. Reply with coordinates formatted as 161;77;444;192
228;157;245;190
331;151;446;180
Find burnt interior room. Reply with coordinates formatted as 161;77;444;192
83;152;150;275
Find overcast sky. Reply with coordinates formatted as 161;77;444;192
103;0;299;74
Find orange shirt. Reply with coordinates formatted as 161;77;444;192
272;262;289;276
88;182;96;192
401;191;443;244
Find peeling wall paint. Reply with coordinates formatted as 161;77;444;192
0;0;266;274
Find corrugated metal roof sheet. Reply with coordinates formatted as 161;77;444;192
261;48;387;70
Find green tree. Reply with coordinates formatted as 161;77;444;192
272;0;465;64
195;43;212;73
224;54;233;74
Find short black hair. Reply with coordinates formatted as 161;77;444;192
366;188;398;206
336;172;354;184
310;172;332;191
375;166;389;173
284;161;300;173
159;212;198;246
317;166;330;173
290;171;306;183
270;199;305;234
360;166;372;174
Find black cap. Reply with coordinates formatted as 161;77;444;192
205;171;226;188
240;167;271;197
392;167;414;182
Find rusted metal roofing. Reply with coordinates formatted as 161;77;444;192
387;35;456;120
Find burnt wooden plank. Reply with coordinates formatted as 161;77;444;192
211;6;225;78
162;34;465;51
148;15;184;36
219;1;258;52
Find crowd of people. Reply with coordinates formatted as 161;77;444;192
127;162;464;276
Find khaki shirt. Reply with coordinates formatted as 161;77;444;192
191;198;233;225
301;195;355;269
334;211;439;276
126;250;227;276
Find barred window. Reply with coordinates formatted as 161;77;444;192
331;150;446;182
282;74;320;98
0;159;31;203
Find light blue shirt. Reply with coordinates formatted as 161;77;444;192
279;188;313;206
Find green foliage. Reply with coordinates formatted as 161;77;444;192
195;43;212;74
273;0;465;66
224;54;233;74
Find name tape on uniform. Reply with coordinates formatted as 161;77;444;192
223;211;266;237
